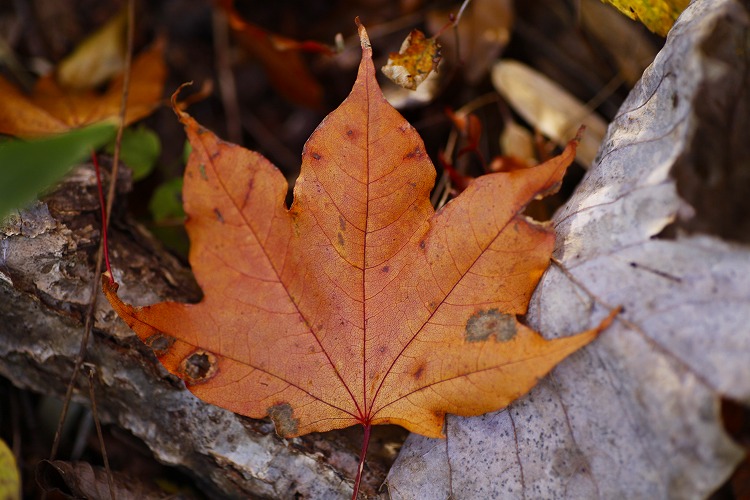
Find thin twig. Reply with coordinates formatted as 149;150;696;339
85;364;116;500
213;7;242;144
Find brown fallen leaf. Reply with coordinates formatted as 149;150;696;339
0;40;166;138
220;0;328;108
103;20;614;494
382;29;441;90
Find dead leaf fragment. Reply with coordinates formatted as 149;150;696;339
104;22;612;442
382;29;441;90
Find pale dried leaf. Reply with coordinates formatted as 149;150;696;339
491;59;607;167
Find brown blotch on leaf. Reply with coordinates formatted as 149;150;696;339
405;146;423;159
312;152;321;160
337;232;345;247
144;333;175;356
382;265;390;273
214;208;224;223
465;309;518;342
413;364;425;380
268;402;299;436
339;214;346;231
179;350;218;385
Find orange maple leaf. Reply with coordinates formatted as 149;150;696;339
103;21;613;492
0;40;165;138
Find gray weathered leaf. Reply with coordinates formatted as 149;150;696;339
386;0;750;497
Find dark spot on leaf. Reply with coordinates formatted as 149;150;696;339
409;182;417;188
413;364;425;380
347;129;354;136
382;265;390;273
405;146;422;159
672;92;679;108
179;350;218;385
199;164;208;180
210;151;220;160
465;309;517;342
268;402;299;437
312;152;321;160
214;208;224;223
337;232;344;247
145;333;175;356
419;240;426;249
339;214;346;231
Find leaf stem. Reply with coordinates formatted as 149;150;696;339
352;423;372;500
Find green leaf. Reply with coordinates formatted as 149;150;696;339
0;122;117;219
149;177;184;222
0;438;20;500
105;125;161;181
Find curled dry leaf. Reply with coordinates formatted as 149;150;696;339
382;29;441;91
0;40;166;138
104;20;615;452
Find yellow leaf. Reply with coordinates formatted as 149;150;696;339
57;8;128;90
0;438;20;500
601;0;690;36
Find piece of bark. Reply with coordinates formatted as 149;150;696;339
0;163;386;498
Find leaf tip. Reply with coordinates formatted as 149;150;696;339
355;17;371;50
170;82;194;123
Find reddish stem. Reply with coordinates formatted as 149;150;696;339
352;423;372;500
92;150;114;283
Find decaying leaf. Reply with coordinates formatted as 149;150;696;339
56;8;127;90
387;0;750;497
602;0;689;36
382;29;441;91
0;40;165;138
221;0;328;108
492;59;607;167
104;21;614;445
